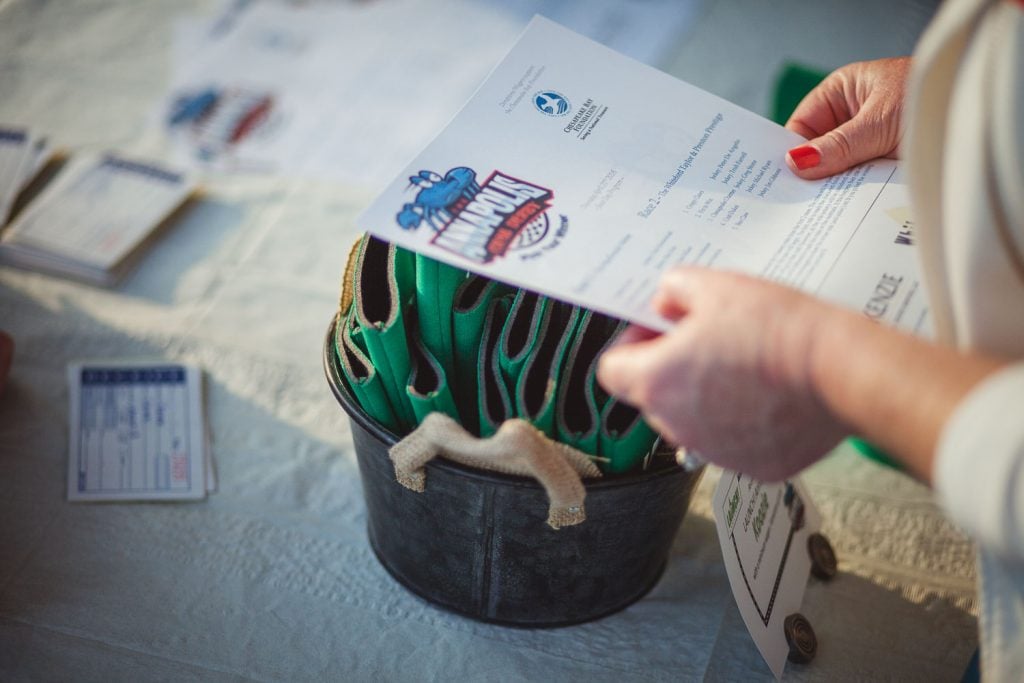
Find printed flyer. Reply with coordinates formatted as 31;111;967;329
359;16;930;336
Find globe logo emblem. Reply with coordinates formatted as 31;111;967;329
534;90;570;116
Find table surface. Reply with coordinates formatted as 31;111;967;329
0;1;977;681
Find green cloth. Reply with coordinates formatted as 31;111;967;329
476;296;515;438
599;399;658;474
556;311;621;456
849;436;903;471
406;314;461;424
451;275;513;427
769;62;827;125
334;306;401;433
498;289;549;387
353;235;417;431
414;255;467;388
514;301;581;438
338;241;667;474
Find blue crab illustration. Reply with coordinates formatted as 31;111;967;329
396;167;480;231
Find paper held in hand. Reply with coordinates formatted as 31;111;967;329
358;16;930;338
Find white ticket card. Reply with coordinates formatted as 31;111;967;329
712;474;821;680
67;362;207;502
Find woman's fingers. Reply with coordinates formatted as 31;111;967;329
610;323;661;348
784;74;847;141
786;113;894;179
598;269;851;481
784;58;910;180
601;269;709;401
597;333;660;402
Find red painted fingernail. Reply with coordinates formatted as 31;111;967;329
788;145;821;170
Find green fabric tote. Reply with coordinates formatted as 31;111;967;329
406;315;461;424
334;306;401;433
352;234;418;431
555;311;621;456
414;254;468;388
497;289;549;388
514;302;581;438
598;399;659;474
475;295;515;438
451;275;513;425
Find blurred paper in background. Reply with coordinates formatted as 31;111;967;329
160;0;704;190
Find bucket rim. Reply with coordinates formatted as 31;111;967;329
323;317;693;490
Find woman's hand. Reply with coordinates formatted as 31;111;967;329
597;268;849;482
785;57;911;180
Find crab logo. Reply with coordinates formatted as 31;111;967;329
396;167;554;263
534;90;571;116
397;169;480;232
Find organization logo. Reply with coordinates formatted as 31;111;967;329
533;90;571;116
396;167;553;263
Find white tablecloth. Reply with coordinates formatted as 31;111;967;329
0;1;976;680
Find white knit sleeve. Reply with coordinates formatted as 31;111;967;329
934;362;1024;562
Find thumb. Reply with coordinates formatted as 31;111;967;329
597;332;666;403
786;115;893;180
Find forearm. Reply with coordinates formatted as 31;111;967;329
810;307;1006;483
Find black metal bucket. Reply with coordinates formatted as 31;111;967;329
323;319;703;627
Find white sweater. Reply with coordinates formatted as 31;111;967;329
905;0;1024;679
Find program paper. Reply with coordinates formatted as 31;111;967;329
358;16;930;336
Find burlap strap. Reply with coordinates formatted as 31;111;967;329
388;413;602;529
338;234;362;316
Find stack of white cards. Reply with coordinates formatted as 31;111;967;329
0;149;196;286
66;361;215;502
0;126;50;225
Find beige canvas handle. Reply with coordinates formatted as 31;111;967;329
389;412;602;529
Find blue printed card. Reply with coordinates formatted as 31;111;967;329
66;361;209;501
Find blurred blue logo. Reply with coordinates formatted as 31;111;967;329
534;90;570;116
